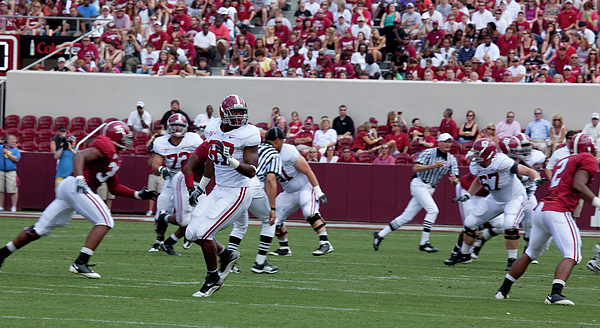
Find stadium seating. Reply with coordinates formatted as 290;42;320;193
449;140;461;154
72;130;88;143
37;116;53;131
54;116;70;131
133;132;148;146
377;125;389;138
255;122;268;130
286;136;296;144
410;153;419;164
87;117;103;133
408;140;420;154
20;128;37;142
454;154;465;166
357;152;374;163
4;115;19;129
122;118;128;124
104;118;119;123
5;127;20;138
70;117;86;131
20;141;37;152
38;141;51;152
336;138;353;149
461;141;474;154
134;144;148;156
21;115;37;130
394;153;411;164
37;128;54;143
0;128;4;138
153;120;162;131
430;126;439;135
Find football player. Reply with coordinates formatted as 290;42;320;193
269;142;332;257
0;122;157;278
496;133;600;305
452;138;544;270
185;94;260;297
150;114;202;255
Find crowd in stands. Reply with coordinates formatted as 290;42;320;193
11;0;600;81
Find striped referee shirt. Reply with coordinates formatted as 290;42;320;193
414;148;459;187
256;142;282;183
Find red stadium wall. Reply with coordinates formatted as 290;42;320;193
15;153;600;230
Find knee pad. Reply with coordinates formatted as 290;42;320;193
313;222;326;232
306;213;323;226
25;225;41;241
504;229;520;240
275;224;288;237
463;227;478;239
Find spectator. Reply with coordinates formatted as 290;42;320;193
582;112;600;141
54;135;79;189
474;34;500;62
417;126;437;153
159;100;191;130
295;118;315;150
351;122;379;154
121;30;142;72
320;145;339;163
525;108;552;156
306;147;319;162
314;117;337;155
458;110;478;144
351;16;371;40
114;4;132;33
137;43;158;74
193;105;218;134
409;118;424;140
337;146;357;162
287;111;302;137
438;108;458;139
401;3;422;40
456;37;476;68
507;56;526;82
497;27;519;57
52;57;72;72
78;0;98;20
424;20;445;50
551;45;573;76
556;0;577;31
179;32;196;64
194;23;216;65
332;104;355;138
471;1;493;30
380;121;409;153
476;122;500;145
549;114;567;153
128;101;152;134
496;111;522;139
46;5;64;36
373;144;395;165
196;57;213;76
100;41;123;71
491;9;508;34
56;36;100;67
0;135;20;212
268;107;286;131
379;3;400;29
50;126;68;153
149;21;169;51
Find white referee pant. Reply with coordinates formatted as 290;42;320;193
525;203;582;263
185;185;251;241
172;171;205;227
464;193;527;232
389;177;438;230
33;176;114;236
230;177;276;241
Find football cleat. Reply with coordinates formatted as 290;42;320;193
159;242;181;256
149;242;161;252
269;247;292;256
313;241;334;256
444;251;460;265
419;242;439;253
505;258;516;271
495;289;509;299
0;257;5;272
455;253;472;264
231;265;241;274
373;231;384;251
594;243;600;260
192;275;224;298
218;249;240;280
531;259;539;264
154;210;168;233
69;262;101;279
587;259;600;275
544;294;574;305
251;261;279;274
182;238;193;250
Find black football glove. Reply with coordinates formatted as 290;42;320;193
158;166;174;180
534;178;549;186
188;186;205;207
75;176;88;194
137;188;158;200
452;193;471;203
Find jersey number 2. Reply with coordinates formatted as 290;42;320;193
479;172;500;191
550;158;569;188
96;161;119;183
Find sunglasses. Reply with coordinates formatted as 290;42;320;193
488;128;495;131
467;114;474;117
535;113;542;115
309;151;317;153
553;119;561;121
507;115;514;118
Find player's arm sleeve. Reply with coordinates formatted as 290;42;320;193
106;175;137;198
510;161;519;174
185;143;210;189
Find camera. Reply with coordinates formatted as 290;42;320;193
60;136;69;150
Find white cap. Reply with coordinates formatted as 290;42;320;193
592;112;599;119
438;133;453;142
217;7;228;14
153;21;162;26
541;64;549;70
421;12;430;20
136;101;145;108
563;65;573;70
57;57;66;62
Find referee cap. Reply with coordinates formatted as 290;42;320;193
265;127;285;141
438;133;453;142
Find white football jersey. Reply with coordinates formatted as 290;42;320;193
521;148;546;195
153;132;203;172
204;119;261;188
469;153;525;203
277;144;310;193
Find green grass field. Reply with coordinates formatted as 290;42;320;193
1;217;600;328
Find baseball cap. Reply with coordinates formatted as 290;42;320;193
218;7;228;14
357;16;365;21
530;45;537;50
153;21;162;26
427;3;434;8
116;4;125;10
563;65;572;71
512;56;520;61
369;117;378;124
537;9;544;15
565;0;573;3
296;17;303;22
265;127;285;141
58;57;66;62
136;101;145;108
559;45;566;50
101;5;109;10
471;57;480;63
592;113;600;119
304;118;313;124
406;3;414;7
58;126;67;132
344;27;351;33
432;20;439;24
437;133;453;142
393;17;401;23
108;22;115;28
541;64;549;70
176;5;185;10
181;32;190;36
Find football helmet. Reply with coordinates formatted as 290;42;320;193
103;121;133;150
515;133;532;156
468;138;497;163
167;114;188;137
499;136;524;159
569;133;596;155
219;94;249;127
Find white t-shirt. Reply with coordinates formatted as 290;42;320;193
194;31;216;49
443;21;460;33
305;0;320;16
319;155;338;163
127;110;152;132
469;153;525;203
193;113;218;129
313;129;337;147
140;50;159;67
278;144;310;193
546;146;570;170
350;52;366;70
153;132;203;173
351;24;371;40
507;64;526;82
492;18;507;34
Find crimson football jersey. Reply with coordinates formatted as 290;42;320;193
542;152;599;213
459;172;489;197
192;142;209;182
83;136;122;192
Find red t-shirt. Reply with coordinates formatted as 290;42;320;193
288;121;303;137
491;66;507;82
516;20;530;34
179;42;196;59
352;131;369;150
149;31;169;50
337;155;357;163
406;65;423;79
289;54;305;69
172;13;191;29
496;34;519;56
339;36;357;51
418;135;437;152
426;29;445;47
384;132;409;151
209;24;230;46
311;17;332;36
101;32;120;47
295;129;314;146
557;8;578;30
409;126;423;137
552;49;576;74
439;118;458;139
542;152;599;212
333;62;354;78
185;25;203;38
73;43;99;61
563;74;577;83
274;25;290;44
235;1;255;21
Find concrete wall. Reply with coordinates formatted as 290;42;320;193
6;70;599;131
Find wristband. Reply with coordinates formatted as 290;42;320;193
271;207;276;211
228;156;240;169
314;186;323;195
134;191;141;199
199;176;211;189
465;192;472;198
76;175;85;180
592;197;600;208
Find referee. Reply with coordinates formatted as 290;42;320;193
227;127;284;274
373;133;459;253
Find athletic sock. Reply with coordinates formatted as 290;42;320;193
156;236;165;242
508;249;518;259
255;254;267;265
75;247;94;265
500;274;517;293
551;279;565;295
256;235;272;265
453;243;460;253
460;243;472;255
164;234;179;246
279;238;289;247
420;231;430;245
379;226;393;238
0;243;14;259
228;236;242;251
318;232;328;242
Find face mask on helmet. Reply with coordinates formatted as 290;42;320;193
222;107;249;127
169;123;187;137
104;122;133;150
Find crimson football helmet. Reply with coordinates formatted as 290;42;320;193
499;136;524;159
569;133;596;155
468;138;497;163
167;114;188;137
219;94;249;127
515;133;532;156
103;121;133;150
